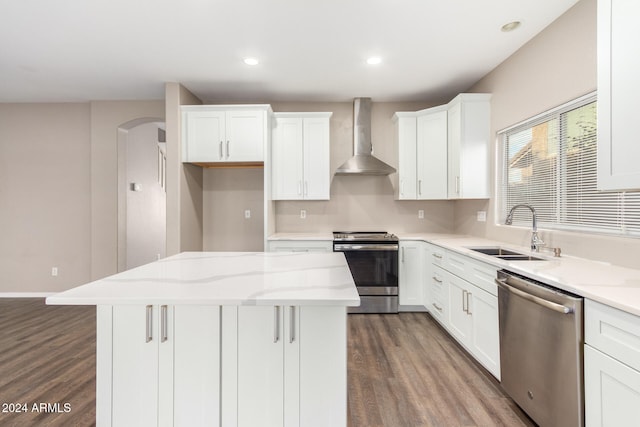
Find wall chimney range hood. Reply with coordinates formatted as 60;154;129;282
335;98;396;176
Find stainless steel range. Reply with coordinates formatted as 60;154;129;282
333;231;399;314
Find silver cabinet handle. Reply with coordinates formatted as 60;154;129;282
432;275;442;283
455;176;460;194
146;305;153;343
226;140;230;159
432;253;442;259
495;278;574;314
462;290;467;313
273;306;280;343
289;306;295;343
219;141;223;159
432;302;442;312
161;305;168;343
466;292;472;315
418;179;422;196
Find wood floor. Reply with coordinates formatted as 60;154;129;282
0;299;533;427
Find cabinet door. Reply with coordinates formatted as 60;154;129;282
597;0;640;190
469;287;500;379
447;274;472;344
237;306;284;427
183;110;226;162
112;305;159;427
417;110;448;199
172;306;221;427
272;117;304;199
399;242;423;306
396;115;417;199
303;117;330;200
297;306;347;427
585;345;640;427
226;110;264;161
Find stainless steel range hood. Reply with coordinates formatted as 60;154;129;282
335;98;396;176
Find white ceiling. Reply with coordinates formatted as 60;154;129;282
0;0;580;103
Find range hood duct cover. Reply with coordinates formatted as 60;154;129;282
335;98;396;176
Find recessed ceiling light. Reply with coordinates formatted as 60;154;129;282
501;21;521;32
243;57;259;66
366;56;382;65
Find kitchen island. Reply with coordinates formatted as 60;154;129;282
46;251;359;427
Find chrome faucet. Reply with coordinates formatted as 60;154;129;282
505;204;545;252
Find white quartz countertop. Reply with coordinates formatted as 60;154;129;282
46;252;360;307
398;233;640;317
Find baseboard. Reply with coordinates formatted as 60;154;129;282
0;292;55;298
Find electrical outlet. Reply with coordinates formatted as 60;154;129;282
418;210;424;219
244;209;251;219
477;211;487;222
300;210;307;219
51;267;58;277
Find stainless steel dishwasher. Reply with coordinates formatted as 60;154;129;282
496;270;584;427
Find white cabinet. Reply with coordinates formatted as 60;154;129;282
271;113;332;200
447;93;491;199
267;239;332;252
597;0;640;190
182;105;271;164
99;305;221;427
394;94;490;200
394;107;447;200
399;241;424;307
229;305;347;427
417;108;448;199
585;299;640;426
445;270;500;379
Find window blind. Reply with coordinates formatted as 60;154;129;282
499;93;640;237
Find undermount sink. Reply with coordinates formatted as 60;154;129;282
467;246;545;261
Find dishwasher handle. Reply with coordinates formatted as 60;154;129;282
495;277;574;314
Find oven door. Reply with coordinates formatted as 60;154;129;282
333;243;398;289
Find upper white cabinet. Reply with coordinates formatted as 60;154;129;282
597;0;640;190
182;105;272;165
394;93;490;200
271;112;332;200
447;93;491;199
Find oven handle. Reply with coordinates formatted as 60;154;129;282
334;243;398;251
495;277;573;314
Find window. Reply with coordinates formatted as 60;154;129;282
499;93;640;237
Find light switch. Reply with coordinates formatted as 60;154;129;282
477;211;487;222
300;210;307;219
244;209;251;219
418;210;425;219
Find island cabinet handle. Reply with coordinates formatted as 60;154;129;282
161;305;168;342
146;305;153;343
273;306;280;343
466;292;472;315
289;306;295;343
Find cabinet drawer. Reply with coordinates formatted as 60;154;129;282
464;258;498;296
429;246;445;267
444;250;466;277
585;299;640;372
267;240;332;252
429;267;447;325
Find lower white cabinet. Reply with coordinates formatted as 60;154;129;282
445;271;500;379
399;241;424;307
224;305;347;427
99;305;221;427
584;299;640;426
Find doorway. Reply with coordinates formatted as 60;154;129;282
117;118;166;271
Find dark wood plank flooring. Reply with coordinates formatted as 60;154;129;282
347;313;535;427
0;300;533;426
